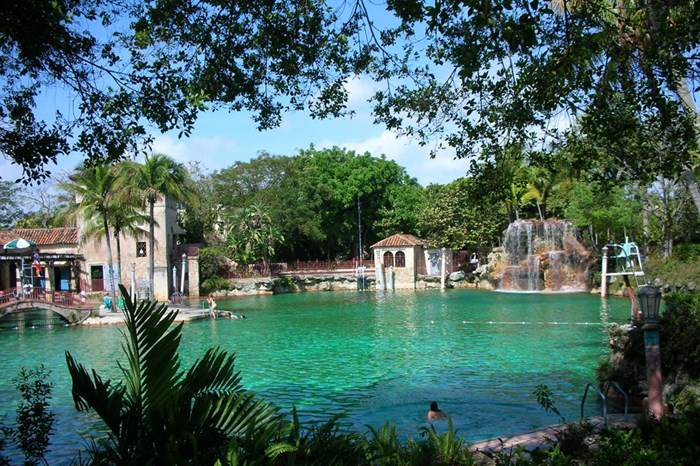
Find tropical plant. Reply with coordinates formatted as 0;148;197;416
226;203;283;275
418;417;473;465
61;164;126;305
268;408;365;465
367;0;700;217
80;190;151;287
12;366;55;466
125;154;193;296
65;285;280;464
365;421;411;465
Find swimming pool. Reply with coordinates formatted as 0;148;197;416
0;289;630;464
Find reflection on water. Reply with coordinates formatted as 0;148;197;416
0;290;630;464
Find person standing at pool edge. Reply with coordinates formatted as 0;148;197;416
207;294;217;319
427;401;448;420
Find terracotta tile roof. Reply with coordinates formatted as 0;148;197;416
0;228;78;246
371;233;431;248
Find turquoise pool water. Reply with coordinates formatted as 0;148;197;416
0;290;630;464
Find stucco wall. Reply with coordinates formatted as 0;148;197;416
77;196;187;300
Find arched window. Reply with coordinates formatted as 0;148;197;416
395;251;406;268
383;251;394;268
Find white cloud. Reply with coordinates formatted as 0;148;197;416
149;134;238;170
319;129;468;186
345;76;377;110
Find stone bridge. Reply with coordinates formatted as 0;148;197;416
0;299;93;325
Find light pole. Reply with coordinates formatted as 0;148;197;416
637;285;663;418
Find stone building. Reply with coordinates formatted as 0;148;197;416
0;197;200;301
371;233;451;290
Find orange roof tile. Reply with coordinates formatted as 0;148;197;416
0;228;78;246
371;233;431;248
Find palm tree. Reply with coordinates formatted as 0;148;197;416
61;164;125;305
66;286;281;464
126;154;193;298
227;203;284;276
521;166;555;221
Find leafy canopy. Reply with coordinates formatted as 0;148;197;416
1;0;369;181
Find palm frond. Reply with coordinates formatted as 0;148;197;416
65;352;126;436
119;285;182;414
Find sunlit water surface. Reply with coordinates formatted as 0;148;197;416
0;290;630;464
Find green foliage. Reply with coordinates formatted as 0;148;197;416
1;1;366;182
673;244;700;263
418;418;474;465
0;181;22;228
226;202;283;274
199;243;232;294
0;366;56;466
267;407;366;465
659;293;700;381
365;422;410;465
65;285;280;464
178;161;220;243
212;146;423;262
644;257;700;290
534;384;562;421
369;0;700;200
419;178;504;251
12;366;55;466
125;153;195;293
201;277;231;295
541;410;700;465
563;181;642;245
60;163;128;305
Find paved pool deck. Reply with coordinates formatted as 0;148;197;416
82;303;216;325
469;414;636;455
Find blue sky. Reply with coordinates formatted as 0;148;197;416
1;76;469;187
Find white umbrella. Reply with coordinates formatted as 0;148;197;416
3;238;38;298
3;238;38;253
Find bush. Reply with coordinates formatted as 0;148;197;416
199;243;231;293
673;243;700;263
644;256;700;291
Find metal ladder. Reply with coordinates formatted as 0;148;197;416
580;381;629;425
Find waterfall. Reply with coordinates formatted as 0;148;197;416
497;219;592;292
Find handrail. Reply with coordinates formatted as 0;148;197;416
581;383;608;424
604;380;629;422
581;380;629;425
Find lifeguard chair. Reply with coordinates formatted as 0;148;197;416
601;239;646;296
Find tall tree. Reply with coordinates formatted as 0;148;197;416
81;197;151;287
226;203;283;275
126;154;192;298
0;180;21;228
367;0;700;215
1;1;368;182
177;162;219;244
418;179;505;251
212;147;423;262
61;164;125;304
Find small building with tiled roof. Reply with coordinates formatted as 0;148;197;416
1;196;200;300
371;234;451;290
0;228;83;293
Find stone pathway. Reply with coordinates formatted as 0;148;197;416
470;414;635;456
82;303;212;325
